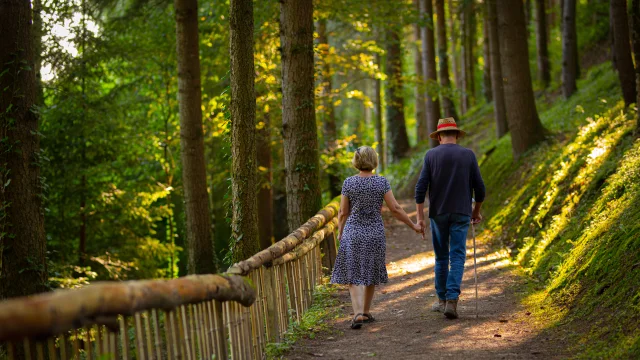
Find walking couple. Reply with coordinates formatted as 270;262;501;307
330;117;486;329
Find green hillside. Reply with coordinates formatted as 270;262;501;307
386;63;639;358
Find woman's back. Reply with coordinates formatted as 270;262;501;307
342;175;390;227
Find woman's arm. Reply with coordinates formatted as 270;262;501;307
383;190;422;233
337;195;350;240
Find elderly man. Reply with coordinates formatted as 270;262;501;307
415;117;486;319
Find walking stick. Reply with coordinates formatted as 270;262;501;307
472;222;478;318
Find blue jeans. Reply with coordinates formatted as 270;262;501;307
430;213;471;300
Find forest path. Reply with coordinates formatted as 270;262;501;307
286;199;567;359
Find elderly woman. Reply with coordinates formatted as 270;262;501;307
331;146;422;329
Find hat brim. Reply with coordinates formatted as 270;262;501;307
429;128;467;140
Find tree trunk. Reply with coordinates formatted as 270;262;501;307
487;0;509;138
525;0;532;36
631;0;640;133
497;0;547;157
466;1;477;107
230;0;260;262
421;0;441;148
0;0;48;299
561;0;578;98
374;54;385;172
317;20;341;198
536;0;551;88
611;0;637;106
435;0;458;121
482;12;493;102
174;0;216;274
611;8;618;70
280;0;322;231
414;0;428;142
450;0;462;95
257;111;273;250
460;2;469;113
385;28;411;162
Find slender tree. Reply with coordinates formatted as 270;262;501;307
611;0;637;106
317;19;341;198
374;53;385;172
0;0;48;299
460;0;476;112
631;0;640;133
280;0;322;230
385;28;411;161
525;0;532;35
421;0;441;148
482;12;493;102
435;0;458;120
497;0;546;157
535;0;551;88
561;0;578;98
450;0;462;93
487;0;508;138
174;0;216;273
414;0;428;142
257;112;273;250
230;0;260;261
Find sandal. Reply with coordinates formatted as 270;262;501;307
362;313;376;323
350;313;364;329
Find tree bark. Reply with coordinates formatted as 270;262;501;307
0;0;48;299
460;2;469;113
466;0;477;107
257;111;273;250
374;54;385;172
497;0;547;157
482;12;493;102
561;0;578;98
385;29;411;161
631;0;640;133
487;0;509;138
317;19;341;198
611;0;637;106
435;0;459;120
536;0;551;88
280;0;322;231
450;0;462;95
230;0;260;262
421;0;441;148
174;0;216;274
414;0;428;142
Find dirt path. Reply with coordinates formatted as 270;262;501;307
287;199;567;360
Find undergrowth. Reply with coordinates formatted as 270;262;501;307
266;283;342;359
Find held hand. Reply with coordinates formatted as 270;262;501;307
418;219;426;233
411;222;423;234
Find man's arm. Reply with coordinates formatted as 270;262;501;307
470;152;486;224
415;154;430;233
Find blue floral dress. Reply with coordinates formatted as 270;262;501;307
330;175;391;286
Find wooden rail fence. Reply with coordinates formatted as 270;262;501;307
0;199;340;360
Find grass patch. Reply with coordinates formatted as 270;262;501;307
266;283;343;359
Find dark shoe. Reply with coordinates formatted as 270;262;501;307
431;299;446;312
351;313;364;329
444;299;459;319
362;313;376;323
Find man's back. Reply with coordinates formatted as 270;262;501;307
414;144;485;218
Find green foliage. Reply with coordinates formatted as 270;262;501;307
479;63;640;357
266;283;341;359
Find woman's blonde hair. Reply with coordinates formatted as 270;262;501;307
352;146;378;171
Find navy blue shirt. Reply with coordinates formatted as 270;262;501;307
415;144;486;218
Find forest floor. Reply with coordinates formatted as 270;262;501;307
285;199;569;359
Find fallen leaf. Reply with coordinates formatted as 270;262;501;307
499;319;509;323
494;334;502;338
381;290;388;294
525;312;531;316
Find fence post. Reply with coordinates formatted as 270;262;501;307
263;266;281;343
325;230;338;275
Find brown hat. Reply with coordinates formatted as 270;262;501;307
429;117;467;139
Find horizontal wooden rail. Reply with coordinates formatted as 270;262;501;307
0;274;254;342
272;218;338;265
227;197;339;275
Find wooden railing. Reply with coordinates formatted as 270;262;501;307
0;199;339;360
